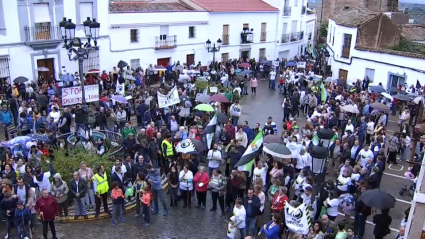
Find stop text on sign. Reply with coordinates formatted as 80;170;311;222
62;86;83;106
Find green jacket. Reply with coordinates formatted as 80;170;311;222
335;231;348;239
121;127;136;138
224;92;233;102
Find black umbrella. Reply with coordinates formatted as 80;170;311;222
117;60;128;69
392;93;411;101
264;135;283;144
370;102;391;113
369;85;386;93
217;112;228;124
13;76;29;84
263;143;293;159
388;87;401;93
359;189;396;210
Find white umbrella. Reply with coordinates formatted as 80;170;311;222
341;104;359;114
380;92;393;101
124;75;136;81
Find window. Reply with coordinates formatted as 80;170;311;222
0;0;5;31
189;26;195;38
223;25;229;45
294;0;298;7
222;53;229;62
389;74;406;88
332;28;335;46
341;34;352;58
259;48;266;60
130;59;140;71
83;49;100;75
328;25;332;43
0;58;10;84
261;23;267;42
159;35;167;40
365;68;375;82
130;29;139;42
33;3;50;24
243;23;249;30
79;2;93;24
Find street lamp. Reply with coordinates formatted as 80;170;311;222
59;17;100;101
310;145;328;194
317;128;335;149
205;38;222;63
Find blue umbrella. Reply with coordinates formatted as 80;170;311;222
111;95;128;104
27;134;51;143
369;85;386;93
4;136;31;147
285;61;296;67
60;74;74;82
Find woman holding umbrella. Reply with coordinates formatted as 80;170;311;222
373;209;392;239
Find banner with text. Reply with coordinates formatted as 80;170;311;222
84;85;99;103
157;87;179;108
62;86;83;106
284;203;311;235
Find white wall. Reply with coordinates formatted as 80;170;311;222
327;19;425;87
0;1;21;45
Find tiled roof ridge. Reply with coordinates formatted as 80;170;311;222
355;45;425;59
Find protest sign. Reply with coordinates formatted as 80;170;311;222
84;85;99;103
62;86;82;106
284;203;311;235
157;87;179;108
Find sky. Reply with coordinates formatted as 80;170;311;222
399;0;425;3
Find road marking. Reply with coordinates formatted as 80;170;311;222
396;198;412;204
338;213;398;232
388;164;404;171
383;172;406;179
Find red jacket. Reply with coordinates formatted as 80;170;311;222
193;172;210;192
271;194;289;213
35;195;59;221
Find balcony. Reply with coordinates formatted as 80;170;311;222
283;7;291;16
222;34;229;45
341;47;351;58
155;35;177;50
308;33;312;40
281;34;290;43
23;25;62;50
301;6;306;14
260;32;267;42
240;32;254;44
289;31;304;42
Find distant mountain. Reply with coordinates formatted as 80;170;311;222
399;0;425;3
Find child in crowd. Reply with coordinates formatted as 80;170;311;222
14;200;31;239
267;179;281;200
141;183;152;226
227;216;237;239
111;181;126;225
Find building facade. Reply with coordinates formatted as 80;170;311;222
0;0;316;84
326;7;425;88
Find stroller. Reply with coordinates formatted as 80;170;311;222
399;165;419;197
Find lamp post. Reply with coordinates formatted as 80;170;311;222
59;17;100;101
317;128;335;149
205;38;222;63
310;145;328;195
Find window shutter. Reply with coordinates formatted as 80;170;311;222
33;3;50;23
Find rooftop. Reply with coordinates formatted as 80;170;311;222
401;24;425;41
189;0;278;12
355;45;425;59
332;7;380;27
109;1;194;12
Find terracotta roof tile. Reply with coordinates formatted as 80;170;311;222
189;0;278;12
355;45;425;59
401;24;425;42
109;2;193;12
332;7;380;27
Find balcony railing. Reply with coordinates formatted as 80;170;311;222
155;35;177;50
222;34;229;45
289;31;304;42
281;34;289;43
260;32;267;42
24;25;62;42
308;33;312;40
342;47;351;58
283;7;291;16
240;32;254;44
301;6;306;14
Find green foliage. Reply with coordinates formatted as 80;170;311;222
319;23;328;38
392;37;425;55
41;149;114;183
194;81;225;93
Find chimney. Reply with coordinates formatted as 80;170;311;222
403;8;409;14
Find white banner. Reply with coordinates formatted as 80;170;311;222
84;85;99;103
297;62;306;68
157;87;179;108
116;82;125;95
284;203;310;235
62;86;82;106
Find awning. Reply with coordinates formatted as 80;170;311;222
33;3;51;23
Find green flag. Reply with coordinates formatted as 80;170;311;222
236;130;264;172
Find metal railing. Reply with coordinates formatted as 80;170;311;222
222;34;229;45
289;31;304;42
155;35;177;50
260;32;267;42
301;6;306;14
24;25;62;42
308;33;312;40
281;33;290;43
283;7;291;16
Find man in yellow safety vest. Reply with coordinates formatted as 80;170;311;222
92;165;111;218
161;134;175;174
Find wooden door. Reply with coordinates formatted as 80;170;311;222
37;58;55;81
222;25;229;45
157;58;169;67
186;54;195;65
339;69;348;81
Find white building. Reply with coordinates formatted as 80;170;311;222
326;7;425;88
0;0;316;84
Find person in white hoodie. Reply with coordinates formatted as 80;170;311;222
235;127;248;148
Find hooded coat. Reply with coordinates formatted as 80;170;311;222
50;173;69;204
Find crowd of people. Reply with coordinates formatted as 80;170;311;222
0;53;422;239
